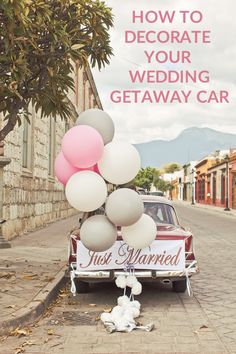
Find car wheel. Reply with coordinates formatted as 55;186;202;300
172;278;187;293
74;279;90;293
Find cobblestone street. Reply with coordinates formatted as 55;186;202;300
1;203;235;354
177;203;236;354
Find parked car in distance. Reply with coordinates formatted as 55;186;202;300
68;195;198;294
149;190;164;197
137;187;146;195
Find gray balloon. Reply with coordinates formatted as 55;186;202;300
76;108;115;145
105;188;144;226
80;215;117;252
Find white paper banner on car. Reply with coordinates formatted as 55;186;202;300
76;240;185;271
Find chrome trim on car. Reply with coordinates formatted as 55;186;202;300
67;261;199;280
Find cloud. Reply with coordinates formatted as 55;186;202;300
92;0;236;142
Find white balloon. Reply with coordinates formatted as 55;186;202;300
130;300;141;310
111;305;124;317
100;312;113;323
98;142;141;185
126;275;138;288
123;307;132;316
115;275;127;289
114;318;130;332
80;215;117;252
132;282;142;296
117;295;130;307
65;171;107;212
123;306;136;320
121;214;156;250
128;307;140;318
76;108;115;144
106;188;144;226
123;312;136;324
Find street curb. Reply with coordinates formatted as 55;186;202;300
0;265;68;335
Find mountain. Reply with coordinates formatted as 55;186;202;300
134;127;236;168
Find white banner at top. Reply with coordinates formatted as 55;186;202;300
76;240;185;271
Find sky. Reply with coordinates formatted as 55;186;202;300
92;0;236;143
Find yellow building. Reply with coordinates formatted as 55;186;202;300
195;157;215;204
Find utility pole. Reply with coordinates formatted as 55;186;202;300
224;155;230;211
191;168;195;205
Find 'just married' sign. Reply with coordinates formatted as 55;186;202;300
76;240;185;271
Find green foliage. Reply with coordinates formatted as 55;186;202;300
134;167;160;192
134;166;176;194
0;0;113;140
163;162;181;174
155;178;168;192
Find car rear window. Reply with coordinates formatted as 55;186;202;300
143;202;179;225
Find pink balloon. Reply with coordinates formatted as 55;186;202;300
54;152;79;185
83;165;94;172
93;164;101;175
62;125;104;168
55;152;95;185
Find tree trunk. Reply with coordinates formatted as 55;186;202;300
0;100;23;142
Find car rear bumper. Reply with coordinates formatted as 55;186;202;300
67;260;199;281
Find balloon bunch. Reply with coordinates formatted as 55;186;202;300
100;273;142;333
55;108;157;252
100;273;154;333
115;275;142;296
100;296;140;333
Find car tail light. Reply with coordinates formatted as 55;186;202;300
185;235;195;261
68;234;80;263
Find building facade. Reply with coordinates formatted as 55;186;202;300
208;160;228;207
195;157;215;204
183;161;196;203
195;150;236;208
1;65;102;241
207;151;236;209
163;170;184;201
159;150;236;210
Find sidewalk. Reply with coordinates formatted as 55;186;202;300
0;214;78;335
173;199;236;217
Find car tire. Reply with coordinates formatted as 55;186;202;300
172;278;187;293
74;279;90;293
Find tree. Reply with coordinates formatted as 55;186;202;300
134;167;160;192
0;0;113;141
155;178;168;192
163;162;181;174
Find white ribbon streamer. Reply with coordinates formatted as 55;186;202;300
70;266;76;297
185;260;197;297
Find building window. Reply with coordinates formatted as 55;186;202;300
48;118;56;177
22;109;34;170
